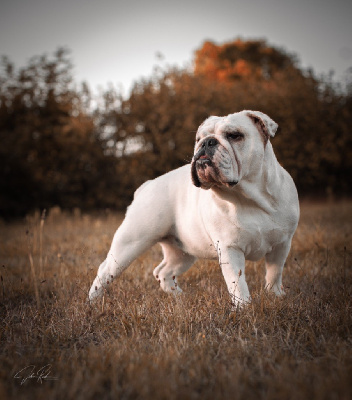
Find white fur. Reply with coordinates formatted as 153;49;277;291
89;111;299;306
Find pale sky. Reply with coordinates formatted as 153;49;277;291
1;0;351;95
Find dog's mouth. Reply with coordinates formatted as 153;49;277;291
191;147;220;188
191;148;238;189
196;155;212;167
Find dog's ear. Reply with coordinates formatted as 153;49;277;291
245;111;278;144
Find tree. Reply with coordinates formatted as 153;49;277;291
98;39;352;200
1;41;351;218
194;39;298;82
0;48;116;217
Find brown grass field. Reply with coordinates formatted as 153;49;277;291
0;201;351;399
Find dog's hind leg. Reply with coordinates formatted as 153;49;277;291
153;241;196;293
88;222;158;301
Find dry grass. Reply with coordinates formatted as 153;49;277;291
0;201;351;400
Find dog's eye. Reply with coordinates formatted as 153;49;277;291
227;132;244;141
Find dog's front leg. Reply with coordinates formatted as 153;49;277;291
217;246;250;307
265;241;292;296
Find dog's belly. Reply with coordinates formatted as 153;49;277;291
160;227;281;262
161;217;287;262
182;239;218;259
162;227;218;260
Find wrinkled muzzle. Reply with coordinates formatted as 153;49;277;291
191;137;219;188
191;142;239;189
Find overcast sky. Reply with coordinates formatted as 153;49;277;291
1;0;351;95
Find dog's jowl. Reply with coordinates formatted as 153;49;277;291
89;110;299;307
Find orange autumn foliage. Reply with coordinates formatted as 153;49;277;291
194;39;297;82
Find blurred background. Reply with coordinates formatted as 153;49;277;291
1;0;351;218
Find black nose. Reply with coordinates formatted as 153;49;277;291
203;137;218;149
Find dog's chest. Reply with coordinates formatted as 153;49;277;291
212;208;288;261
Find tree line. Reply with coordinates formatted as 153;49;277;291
1;40;351;218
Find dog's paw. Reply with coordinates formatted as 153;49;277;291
266;283;286;297
230;294;251;311
88;284;104;303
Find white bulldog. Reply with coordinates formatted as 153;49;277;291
89;110;299;306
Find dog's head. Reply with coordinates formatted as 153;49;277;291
191;110;278;189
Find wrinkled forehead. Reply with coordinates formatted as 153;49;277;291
197;113;250;136
197;116;221;134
